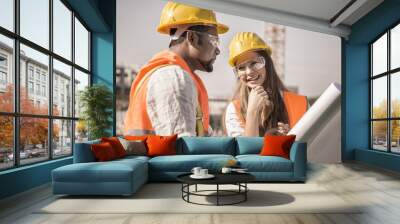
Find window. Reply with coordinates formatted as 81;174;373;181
0;0;91;170
371;23;400;154
0;54;7;67
28;81;34;94
74;69;89;119
53;119;72;158
20;0;49;49
36;83;40;95
0;54;7;86
35;70;41;81
0;0;14;32
53;0;72;60
0;34;13;113
41;73;46;83
0;71;6;85
28;67;34;80
42;85;46;97
53;59;72;117
75;18;89;70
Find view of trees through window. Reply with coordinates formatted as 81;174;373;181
371;23;400;153
0;0;91;170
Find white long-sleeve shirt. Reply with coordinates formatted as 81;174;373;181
146;65;198;137
225;102;244;137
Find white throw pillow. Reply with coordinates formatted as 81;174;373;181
118;137;147;156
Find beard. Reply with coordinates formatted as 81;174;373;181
198;58;214;72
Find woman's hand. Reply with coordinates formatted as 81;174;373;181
247;86;272;114
264;122;290;136
277;122;290;135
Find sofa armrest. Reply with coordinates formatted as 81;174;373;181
73;140;100;163
289;141;307;181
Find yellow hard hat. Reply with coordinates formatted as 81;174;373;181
228;32;272;67
157;2;229;35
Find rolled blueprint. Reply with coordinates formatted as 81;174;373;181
288;82;341;143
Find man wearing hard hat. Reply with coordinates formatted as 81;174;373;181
124;2;229;137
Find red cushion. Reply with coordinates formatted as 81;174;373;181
146;134;177;157
101;137;126;158
91;142;118;161
260;135;296;159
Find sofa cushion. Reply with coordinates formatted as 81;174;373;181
91;142;118;161
52;158;147;183
147;134;178;157
73;139;100;163
118;138;147;156
148;154;235;172
236;137;264;155
260;135;296;159
177;137;236;155
114;155;150;164
236;155;293;172
101;137;127;158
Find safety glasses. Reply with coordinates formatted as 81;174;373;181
187;30;220;48
234;56;266;77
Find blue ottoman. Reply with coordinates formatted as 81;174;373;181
52;156;148;196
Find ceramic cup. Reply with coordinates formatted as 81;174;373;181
221;167;232;174
199;169;208;176
191;167;202;176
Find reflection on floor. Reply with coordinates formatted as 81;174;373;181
1;162;400;224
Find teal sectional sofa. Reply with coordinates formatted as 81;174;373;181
52;137;307;196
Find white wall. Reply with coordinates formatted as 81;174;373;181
285;27;341;163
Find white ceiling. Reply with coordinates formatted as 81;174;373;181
224;0;352;22
172;0;384;38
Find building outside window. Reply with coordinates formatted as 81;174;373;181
0;0;91;171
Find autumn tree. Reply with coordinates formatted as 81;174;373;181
372;99;400;143
0;84;59;151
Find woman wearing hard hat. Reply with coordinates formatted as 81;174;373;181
225;32;308;137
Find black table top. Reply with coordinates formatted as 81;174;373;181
177;172;255;185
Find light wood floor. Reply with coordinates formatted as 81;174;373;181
1;162;400;224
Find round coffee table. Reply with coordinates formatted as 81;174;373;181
177;172;255;206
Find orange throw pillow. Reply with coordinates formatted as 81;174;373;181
260;135;296;159
91;142;117;161
101;137;126;158
146;134;178;157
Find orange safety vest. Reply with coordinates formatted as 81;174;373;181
124;50;210;136
232;91;307;129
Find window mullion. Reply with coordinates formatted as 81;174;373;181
370;45;373;149
13;0;20;167
71;10;76;154
48;0;54;160
388;30;391;152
